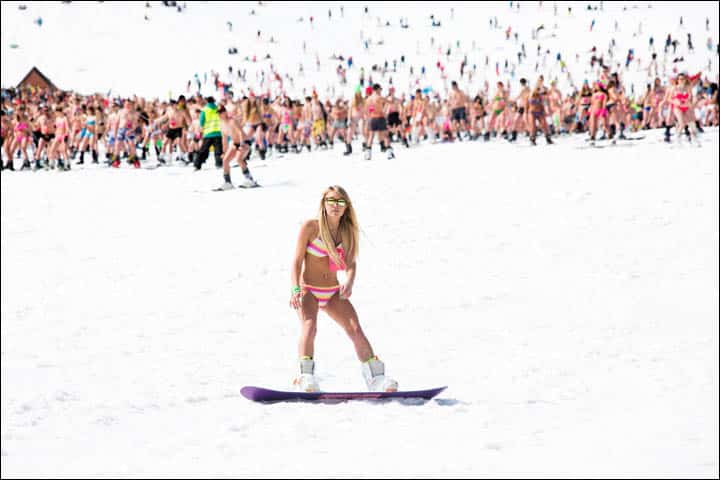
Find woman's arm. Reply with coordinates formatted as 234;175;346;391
340;258;357;299
290;220;315;309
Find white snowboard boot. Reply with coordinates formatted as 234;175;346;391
295;357;320;392
363;147;372;161
676;129;684;146
238;176;257;188
361;356;398;392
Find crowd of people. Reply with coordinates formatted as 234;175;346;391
2;2;720;190
1;65;718;189
191;2;719;114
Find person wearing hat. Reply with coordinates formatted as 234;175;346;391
193;96;223;170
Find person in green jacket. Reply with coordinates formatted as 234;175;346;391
193;96;224;170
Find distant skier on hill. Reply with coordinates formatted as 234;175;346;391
193;96;223;170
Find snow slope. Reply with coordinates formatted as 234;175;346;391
1;1;719;477
1;128;718;477
2;1;718;100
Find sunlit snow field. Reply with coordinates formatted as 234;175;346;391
1;1;719;478
2;128;718;477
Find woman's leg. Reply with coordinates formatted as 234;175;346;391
323;295;374;361
674;108;686;139
296;291;320;358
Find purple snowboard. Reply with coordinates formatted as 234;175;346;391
241;385;447;402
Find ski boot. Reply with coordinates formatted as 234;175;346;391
239;169;258;187
361;356;398;392
363;144;371;160
294;357;320;392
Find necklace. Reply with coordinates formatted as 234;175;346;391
329;226;340;245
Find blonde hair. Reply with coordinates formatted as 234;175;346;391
243;98;259;121
352;92;364;109
317;185;359;268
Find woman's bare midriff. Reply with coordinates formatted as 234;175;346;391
302;254;339;287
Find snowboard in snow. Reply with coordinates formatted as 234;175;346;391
241;385;447;402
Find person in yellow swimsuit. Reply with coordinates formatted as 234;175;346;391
289;185;398;393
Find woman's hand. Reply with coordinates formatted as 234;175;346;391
339;282;353;299
289;284;305;309
290;288;303;309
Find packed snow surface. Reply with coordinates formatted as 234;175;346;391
2;129;718;477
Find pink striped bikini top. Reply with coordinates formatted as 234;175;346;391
306;237;341;257
306;237;345;271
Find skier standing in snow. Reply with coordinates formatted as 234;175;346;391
215;105;257;190
192;96;223;170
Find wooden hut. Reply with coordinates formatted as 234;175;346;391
16;67;58;91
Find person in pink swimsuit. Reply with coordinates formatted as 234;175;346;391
671;72;700;145
289;186;399;393
11;111;32;168
49;106;71;170
588;82;609;144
